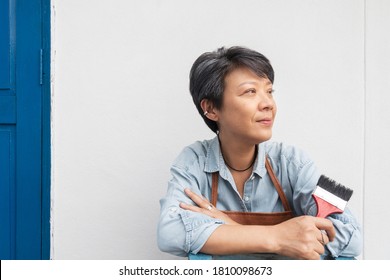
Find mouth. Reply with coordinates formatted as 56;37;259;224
256;118;273;126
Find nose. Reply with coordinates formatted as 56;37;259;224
257;92;275;111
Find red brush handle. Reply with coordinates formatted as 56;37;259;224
313;195;343;218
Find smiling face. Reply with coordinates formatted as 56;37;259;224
215;67;276;146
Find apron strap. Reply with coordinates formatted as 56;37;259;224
264;157;292;212
211;155;292;212
211;172;219;206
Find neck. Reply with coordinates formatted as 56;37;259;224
218;133;257;172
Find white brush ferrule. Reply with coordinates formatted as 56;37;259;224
314;186;347;210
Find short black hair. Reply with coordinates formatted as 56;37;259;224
189;46;274;133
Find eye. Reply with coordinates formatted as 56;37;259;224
244;88;256;95
267;89;274;95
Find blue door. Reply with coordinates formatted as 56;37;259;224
0;0;50;259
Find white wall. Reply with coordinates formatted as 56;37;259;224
364;0;390;260
51;0;389;259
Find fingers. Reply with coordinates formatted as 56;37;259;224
314;217;336;242
319;230;329;245
180;202;208;214
181;188;214;212
311;229;328;256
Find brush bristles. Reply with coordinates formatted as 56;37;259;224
317;175;353;201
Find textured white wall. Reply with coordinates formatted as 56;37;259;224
51;0;389;259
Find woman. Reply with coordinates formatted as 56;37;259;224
157;46;362;260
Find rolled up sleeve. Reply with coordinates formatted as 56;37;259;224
326;209;363;258
157;166;224;257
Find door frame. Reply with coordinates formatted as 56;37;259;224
41;0;51;260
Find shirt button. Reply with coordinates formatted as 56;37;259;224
169;207;178;217
244;196;250;202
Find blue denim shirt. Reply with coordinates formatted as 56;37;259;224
157;137;362;258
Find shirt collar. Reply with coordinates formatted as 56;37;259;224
204;136;268;178
204;136;222;173
253;141;267;178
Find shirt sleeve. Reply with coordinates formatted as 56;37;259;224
157;165;224;257
287;148;363;258
324;209;363;258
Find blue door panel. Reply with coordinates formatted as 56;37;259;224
0;96;16;123
0;0;49;259
0;0;10;89
0;127;16;260
15;0;43;259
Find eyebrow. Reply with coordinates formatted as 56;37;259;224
238;80;272;87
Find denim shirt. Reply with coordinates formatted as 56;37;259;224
157;137;362;258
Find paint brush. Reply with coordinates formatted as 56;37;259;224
312;175;353;218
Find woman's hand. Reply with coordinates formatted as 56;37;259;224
270;216;336;259
180;188;240;225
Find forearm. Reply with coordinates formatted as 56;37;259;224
200;224;276;255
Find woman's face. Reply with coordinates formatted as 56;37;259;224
215;67;276;145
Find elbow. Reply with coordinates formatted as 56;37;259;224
157;219;187;257
157;225;174;253
348;225;363;257
338;224;363;258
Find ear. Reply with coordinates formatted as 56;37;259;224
200;99;219;121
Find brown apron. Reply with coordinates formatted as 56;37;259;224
211;157;294;225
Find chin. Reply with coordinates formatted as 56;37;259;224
248;134;272;145
257;133;273;143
